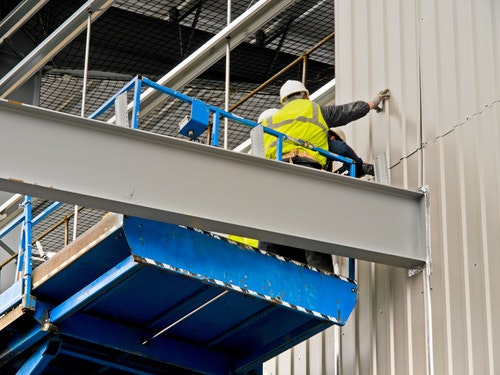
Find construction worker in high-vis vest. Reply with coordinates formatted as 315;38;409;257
262;80;390;175
259;80;390;272
262;80;329;169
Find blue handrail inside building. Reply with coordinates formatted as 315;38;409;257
90;76;358;177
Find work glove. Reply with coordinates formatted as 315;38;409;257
372;88;390;112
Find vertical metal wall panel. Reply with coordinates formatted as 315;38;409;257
264;0;500;375
268;0;499;373
333;0;500;374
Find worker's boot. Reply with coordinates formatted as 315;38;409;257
362;163;375;176
355;161;375;178
305;251;334;273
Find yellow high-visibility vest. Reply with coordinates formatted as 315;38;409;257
227;235;259;248
263;99;329;166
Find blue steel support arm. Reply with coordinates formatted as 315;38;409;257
0;256;141;364
22;196;33;306
16;196;35;310
32;201;62;225
49;256;140;323
16;337;61;375
131;77;142;129
15;197;31;278
88;76;139;120
211;110;220;147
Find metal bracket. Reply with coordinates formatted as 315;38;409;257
178;99;210;138
408;265;423;277
374;153;390;185
418;185;432;275
21;294;36;311
39;309;58;333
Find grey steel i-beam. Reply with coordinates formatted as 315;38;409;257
0;100;426;268
0;0;115;99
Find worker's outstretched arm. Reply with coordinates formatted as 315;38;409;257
320;101;370;127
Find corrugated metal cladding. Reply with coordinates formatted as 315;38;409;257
265;0;500;374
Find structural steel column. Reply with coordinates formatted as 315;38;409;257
0;100;426;268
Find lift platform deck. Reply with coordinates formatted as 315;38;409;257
0;213;357;374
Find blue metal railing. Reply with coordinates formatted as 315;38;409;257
0;197;64;313
90;76;358;177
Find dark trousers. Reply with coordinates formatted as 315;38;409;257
260;242;333;273
328;139;365;177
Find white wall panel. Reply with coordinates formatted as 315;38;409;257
265;0;499;373
333;0;500;373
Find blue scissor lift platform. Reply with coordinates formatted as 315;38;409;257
0;213;357;374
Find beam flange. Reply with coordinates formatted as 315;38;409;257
0;100;426;268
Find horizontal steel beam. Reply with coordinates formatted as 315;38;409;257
0;100;426;268
49;256;140;323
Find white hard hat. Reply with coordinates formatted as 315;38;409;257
257;108;279;124
328;127;346;142
279;80;309;104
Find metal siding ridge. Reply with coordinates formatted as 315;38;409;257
0;100;426;268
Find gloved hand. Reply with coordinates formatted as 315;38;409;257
372;88;390;112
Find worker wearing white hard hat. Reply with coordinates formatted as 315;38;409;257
259;80;390;271
262;80;330;169
269;79;389;176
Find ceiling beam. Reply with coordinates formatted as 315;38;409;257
0;0;115;99
0;0;49;46
109;0;297;124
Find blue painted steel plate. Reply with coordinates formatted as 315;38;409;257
0;215;357;374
